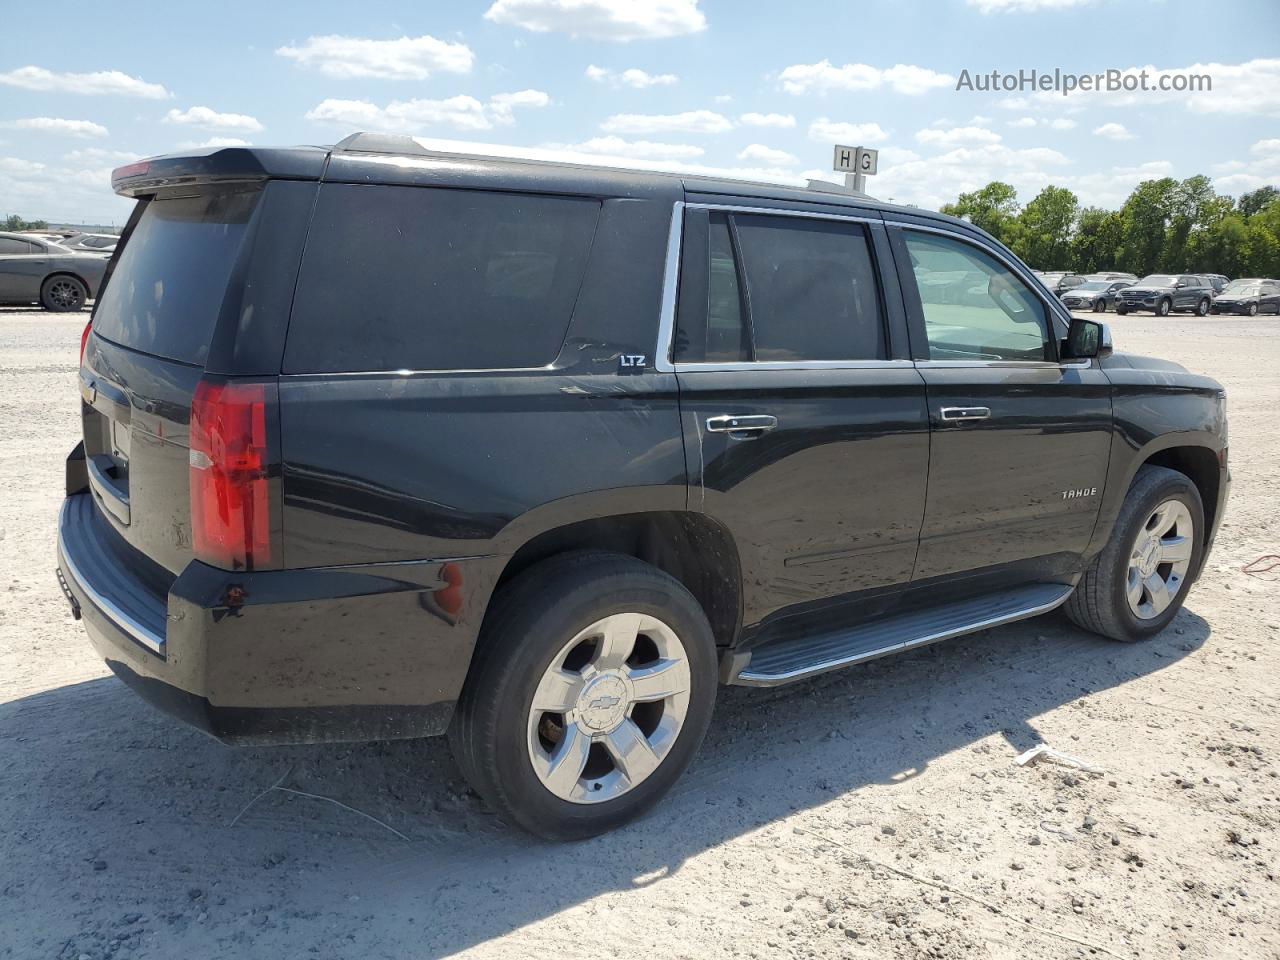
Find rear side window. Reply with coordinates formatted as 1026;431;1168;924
675;209;886;363
92;190;260;366
284;184;601;373
0;238;37;254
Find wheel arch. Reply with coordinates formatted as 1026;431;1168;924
1139;444;1221;546
491;510;743;650
42;270;93;296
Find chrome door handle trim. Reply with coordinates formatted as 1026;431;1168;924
706;414;778;436
939;406;991;423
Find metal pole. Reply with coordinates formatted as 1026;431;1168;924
844;172;867;193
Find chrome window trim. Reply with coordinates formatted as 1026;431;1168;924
684;202;881;225
674;358;915;374
654;199;684;373
916;358;1092;370
58;499;165;656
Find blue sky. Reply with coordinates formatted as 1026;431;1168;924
2;0;1278;224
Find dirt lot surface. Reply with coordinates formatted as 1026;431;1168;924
1;305;1277;960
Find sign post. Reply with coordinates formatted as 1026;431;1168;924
832;144;879;194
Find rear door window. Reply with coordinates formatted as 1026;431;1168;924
92;189;260;366
675;209;886;363
283;184;601;373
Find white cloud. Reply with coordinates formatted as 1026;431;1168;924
967;0;1095;11
870;142;1070;209
163;106;264;132
807;119;890;143
306;90;550;133
1211;138;1280;194
0;152;136;223
739;112;796;128
916;125;1002;147
275;34;474;80
547;135;704;159
585;65;678;88
1;117;107;138
1007;116;1076;130
600;109;732;135
737;144;799;167
63;147;141;165
1009;116;1038;128
483;0;706;40
1093;122;1134;140
177;137;253;149
713;94;733;103
1250;138;1280;156
0;65;170;99
779;60;954;96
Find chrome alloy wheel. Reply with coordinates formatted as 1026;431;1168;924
1126;499;1194;620
526;612;691;804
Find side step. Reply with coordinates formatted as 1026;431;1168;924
730;583;1073;687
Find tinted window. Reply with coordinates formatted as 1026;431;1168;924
92;189;259;365
733;214;884;361
0;238;35;255
285;184;600;373
904;231;1050;362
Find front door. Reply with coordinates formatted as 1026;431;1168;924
890;224;1113;584
672;203;930;630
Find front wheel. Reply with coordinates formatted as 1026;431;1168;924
1156;298;1172;317
449;552;717;840
1115;305;1129;315
1196;298;1210;317
1065;465;1203;642
41;275;87;312
1248;303;1259;317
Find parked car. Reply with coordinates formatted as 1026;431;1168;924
0;232;108;311
1202;273;1230;294
60;233;119;255
1086;272;1138;283
1211;278;1280;315
1114;274;1214;316
1037;271;1087;295
1062;279;1132;313
57;137;1230;840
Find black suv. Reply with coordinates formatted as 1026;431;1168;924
1115;274;1215;316
57;136;1230;840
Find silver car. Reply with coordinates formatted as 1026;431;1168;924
0;232;109;311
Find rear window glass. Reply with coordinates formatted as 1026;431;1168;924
283;184;601;373
92;190;259;366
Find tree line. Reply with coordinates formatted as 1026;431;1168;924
940;178;1280;278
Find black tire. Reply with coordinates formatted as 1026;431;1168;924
1156;298;1172;317
1064;465;1204;643
1247;303;1258;317
449;551;717;840
1115;305;1129;315
40;275;88;312
1093;299;1106;313
1195;298;1210;317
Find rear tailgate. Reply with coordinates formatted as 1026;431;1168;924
81;174;314;574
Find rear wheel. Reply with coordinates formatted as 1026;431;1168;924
449;551;717;840
1156;298;1172;317
1093;299;1106;313
41;275;87;312
1196;298;1210;317
1065;465;1203;642
1248;302;1259;317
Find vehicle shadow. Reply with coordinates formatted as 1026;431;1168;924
0;607;1209;958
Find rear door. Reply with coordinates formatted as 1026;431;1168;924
0;237;47;300
672;200;929;630
81;180;312;574
888;223;1112;584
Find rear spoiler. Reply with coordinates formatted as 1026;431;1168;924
111;146;328;197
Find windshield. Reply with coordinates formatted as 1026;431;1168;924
1075;281;1108;291
1137;275;1177;286
1222;280;1258;293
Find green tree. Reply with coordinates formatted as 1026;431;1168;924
1118;178;1177;275
1163;175;1218;269
1010;186;1078;269
940;181;1020;243
1238;186;1279;218
4;214;49;231
1070;207;1124;273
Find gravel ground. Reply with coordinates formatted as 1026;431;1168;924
1;305;1277;960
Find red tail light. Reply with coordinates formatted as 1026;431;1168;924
189;380;274;570
79;321;91;366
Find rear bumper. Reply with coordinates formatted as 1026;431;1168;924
57;493;494;745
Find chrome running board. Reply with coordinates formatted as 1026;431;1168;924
730;583;1073;687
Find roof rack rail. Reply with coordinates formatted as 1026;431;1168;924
806;178;873;201
333;132;433;156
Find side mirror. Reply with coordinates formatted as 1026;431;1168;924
1063;317;1112;360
